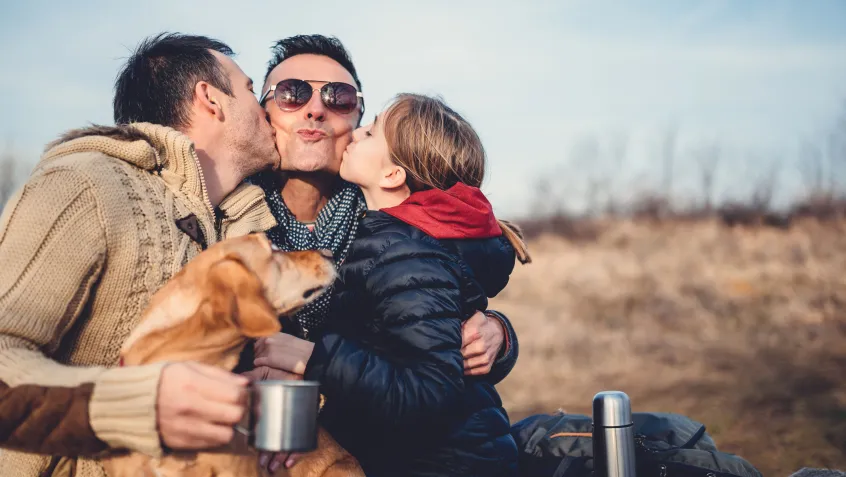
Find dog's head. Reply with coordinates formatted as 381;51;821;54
120;234;336;369
220;235;337;318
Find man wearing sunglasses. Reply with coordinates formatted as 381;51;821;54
240;34;522;474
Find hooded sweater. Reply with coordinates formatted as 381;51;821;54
0;123;276;477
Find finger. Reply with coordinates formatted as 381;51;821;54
464;365;492;376
253;356;285;370
289;359;307;375
267;335;314;357
464;355;492;371
272;369;304;381
254;336;276;357
253;339;267;357
240;368;261;382
189;398;245;426
189;362;250;387
266;366;302;381
270;452;291;473
168;419;235;449
460;331;483;351
243;366;274;382
191;371;249;405
462;340;488;359
253;356;273;368
286;452;303;468
259;451;272;469
254;355;307;375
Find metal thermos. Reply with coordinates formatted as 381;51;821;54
592;391;637;477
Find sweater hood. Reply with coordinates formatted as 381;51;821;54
381;182;502;240
40;123;275;233
372;183;515;297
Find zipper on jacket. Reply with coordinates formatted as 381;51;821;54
215;208;224;240
190;149;218;242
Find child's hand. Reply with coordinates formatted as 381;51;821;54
241;365;303;382
460;311;506;376
259;450;302;473
253;333;315;375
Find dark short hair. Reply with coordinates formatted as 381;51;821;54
113;32;234;128
264;34;362;93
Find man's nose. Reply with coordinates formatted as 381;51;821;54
303;91;327;122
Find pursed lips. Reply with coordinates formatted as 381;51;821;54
297;128;328;142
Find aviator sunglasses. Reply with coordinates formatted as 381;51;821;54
259;78;364;115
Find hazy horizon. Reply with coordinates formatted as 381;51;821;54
2;0;845;217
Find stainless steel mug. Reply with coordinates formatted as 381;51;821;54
592;391;637;477
243;380;321;453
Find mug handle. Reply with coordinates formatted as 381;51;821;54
235;388;255;438
234;424;253;437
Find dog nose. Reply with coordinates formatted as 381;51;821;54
317;249;333;259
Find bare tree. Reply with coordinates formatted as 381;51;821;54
798;140;825;197
530;175;555;217
602;131;628;215
827;101;846;195
693;142;721;212
568;134;604;216
750;155;782;213
661;123;678;207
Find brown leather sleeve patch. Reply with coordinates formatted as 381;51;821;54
0;381;108;456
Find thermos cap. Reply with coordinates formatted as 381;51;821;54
592;391;633;427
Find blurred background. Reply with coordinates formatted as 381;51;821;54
1;1;845;474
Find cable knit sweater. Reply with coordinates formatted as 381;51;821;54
0;123;276;477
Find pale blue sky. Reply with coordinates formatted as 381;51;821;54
1;0;845;216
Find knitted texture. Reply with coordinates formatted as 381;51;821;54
0;123;276;477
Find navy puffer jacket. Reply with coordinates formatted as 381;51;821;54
304;186;520;477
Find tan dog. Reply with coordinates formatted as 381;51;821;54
100;233;364;477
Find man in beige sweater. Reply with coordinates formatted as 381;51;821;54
0;33;281;476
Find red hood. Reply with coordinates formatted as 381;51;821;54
381;183;503;239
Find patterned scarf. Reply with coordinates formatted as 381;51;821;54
254;173;366;339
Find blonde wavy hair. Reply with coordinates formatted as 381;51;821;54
381;93;531;264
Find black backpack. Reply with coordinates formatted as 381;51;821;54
510;411;763;477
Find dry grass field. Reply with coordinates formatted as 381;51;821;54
492;217;846;476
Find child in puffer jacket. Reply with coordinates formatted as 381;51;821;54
304;93;531;477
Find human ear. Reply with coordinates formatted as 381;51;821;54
194;82;225;121
379;165;407;190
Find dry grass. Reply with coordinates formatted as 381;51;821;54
492;217;846;476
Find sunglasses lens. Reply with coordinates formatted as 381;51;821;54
322;83;359;114
275;79;313;111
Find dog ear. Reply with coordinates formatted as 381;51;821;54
215;234;273;274
207;258;281;338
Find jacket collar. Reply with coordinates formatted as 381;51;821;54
43;122;214;213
